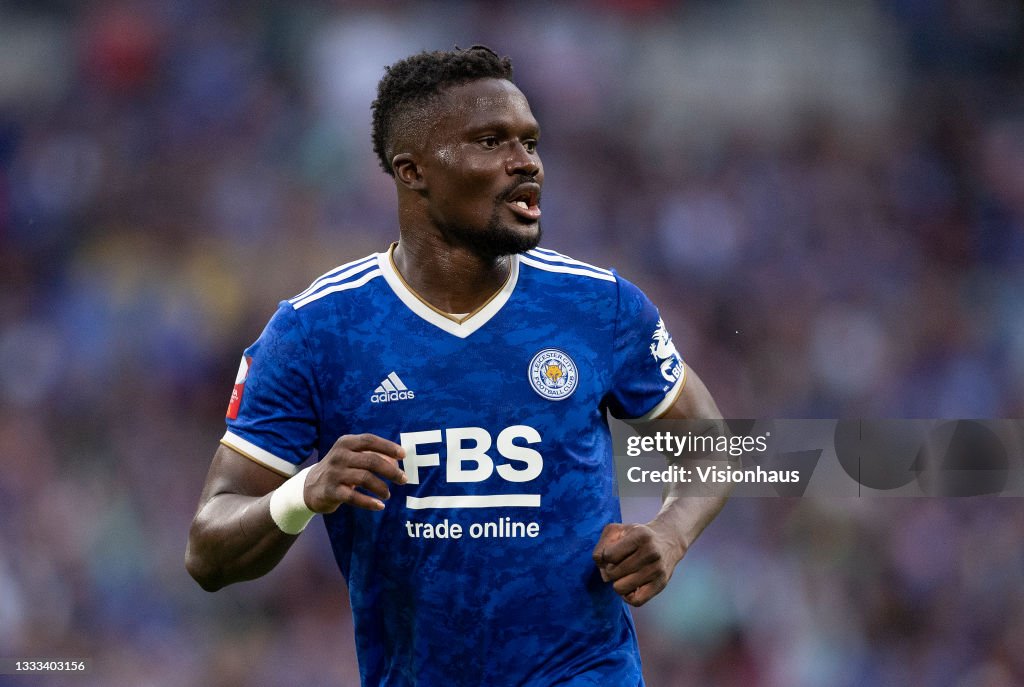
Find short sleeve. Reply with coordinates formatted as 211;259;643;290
604;274;686;421
221;302;320;475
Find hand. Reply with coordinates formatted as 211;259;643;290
592;522;685;607
304;434;407;513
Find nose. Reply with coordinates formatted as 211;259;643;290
506;141;540;177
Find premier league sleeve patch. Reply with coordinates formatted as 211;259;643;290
528;348;579;400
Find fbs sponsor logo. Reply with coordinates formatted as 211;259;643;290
371;371;415;403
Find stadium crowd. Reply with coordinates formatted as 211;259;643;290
1;1;1022;685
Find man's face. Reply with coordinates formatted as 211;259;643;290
419;78;544;259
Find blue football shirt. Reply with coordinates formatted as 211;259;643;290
222;245;686;687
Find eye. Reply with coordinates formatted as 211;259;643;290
478;136;499;149
523;139;538;154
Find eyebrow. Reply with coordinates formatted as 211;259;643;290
463;120;541;137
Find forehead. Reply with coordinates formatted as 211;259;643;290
434;78;537;131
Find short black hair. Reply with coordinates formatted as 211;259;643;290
371;45;514;176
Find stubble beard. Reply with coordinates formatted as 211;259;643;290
440;204;542;261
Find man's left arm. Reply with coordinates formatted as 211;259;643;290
593;365;729;607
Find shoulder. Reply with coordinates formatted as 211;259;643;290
518;248;618;286
517;248;661;312
518;250;665;333
286;252;384;311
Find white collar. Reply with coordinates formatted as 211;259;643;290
377;247;520;339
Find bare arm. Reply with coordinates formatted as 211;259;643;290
593;366;730;606
185;445;292;592
186;435;406;592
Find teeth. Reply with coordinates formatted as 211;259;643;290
514;200;529;209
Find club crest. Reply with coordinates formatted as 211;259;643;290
528;348;578;400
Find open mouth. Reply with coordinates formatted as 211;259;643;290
506;183;541;222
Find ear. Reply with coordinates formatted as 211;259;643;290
392;154;426;191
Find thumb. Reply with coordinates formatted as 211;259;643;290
593;523;628;580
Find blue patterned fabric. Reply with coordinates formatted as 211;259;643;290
224;247;684;686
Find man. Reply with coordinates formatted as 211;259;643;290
187;45;727;686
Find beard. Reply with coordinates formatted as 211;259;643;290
439;213;541;261
437;181;542;261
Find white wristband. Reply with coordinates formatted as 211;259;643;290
269;466;316;535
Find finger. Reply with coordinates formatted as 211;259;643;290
623;584;659;608
600;526;646;566
611;563;662;596
597;550;610;582
333;484;387;512
613;566;668;607
592;523;626;565
593;526;623;581
602;545;661;581
334;433;407;461
360;451;409;485
330;447;408;485
337;468;394;502
306;469;388;513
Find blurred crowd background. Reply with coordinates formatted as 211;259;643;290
1;0;1023;685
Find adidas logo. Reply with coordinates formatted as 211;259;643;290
370;372;416;403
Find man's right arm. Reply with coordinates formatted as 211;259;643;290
185;435;407;592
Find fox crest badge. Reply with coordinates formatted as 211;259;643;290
528;348;578;401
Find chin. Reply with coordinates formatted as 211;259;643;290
501;221;543;255
470;221;542;259
439;216;542;260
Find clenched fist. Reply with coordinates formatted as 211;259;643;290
592;522;686;607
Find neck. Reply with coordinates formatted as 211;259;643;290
392;233;513;315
